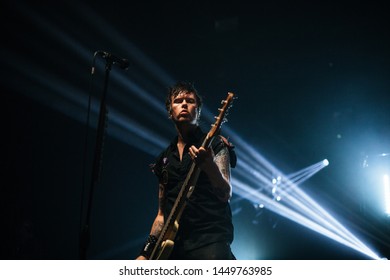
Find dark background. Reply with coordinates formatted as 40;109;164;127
1;0;390;260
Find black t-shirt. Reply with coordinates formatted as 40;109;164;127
152;127;236;251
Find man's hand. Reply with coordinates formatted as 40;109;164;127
188;146;214;169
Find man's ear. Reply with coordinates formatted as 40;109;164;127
196;107;202;121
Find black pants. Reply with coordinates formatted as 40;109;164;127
169;241;236;260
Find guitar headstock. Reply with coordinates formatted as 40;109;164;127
208;92;235;139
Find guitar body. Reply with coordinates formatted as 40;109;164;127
153;221;178;260
149;93;235;260
155;239;175;260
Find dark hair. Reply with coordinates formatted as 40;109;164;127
165;81;203;117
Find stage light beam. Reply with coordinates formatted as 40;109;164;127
384;174;390;216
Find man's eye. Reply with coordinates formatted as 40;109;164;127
174;98;183;103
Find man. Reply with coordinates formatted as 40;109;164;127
137;81;236;260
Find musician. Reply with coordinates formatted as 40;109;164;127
136;81;236;260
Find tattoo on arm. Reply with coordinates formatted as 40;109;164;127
215;148;230;181
150;184;165;236
158;183;165;213
151;219;164;237
213;147;232;201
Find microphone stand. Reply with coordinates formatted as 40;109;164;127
79;57;113;260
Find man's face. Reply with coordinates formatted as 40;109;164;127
170;91;199;125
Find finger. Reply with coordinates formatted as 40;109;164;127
193;147;201;156
188;147;197;159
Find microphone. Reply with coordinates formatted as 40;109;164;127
95;51;129;69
